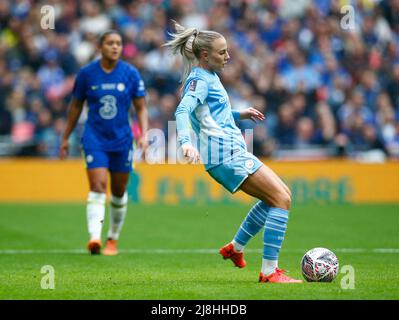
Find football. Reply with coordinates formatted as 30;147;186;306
301;248;339;282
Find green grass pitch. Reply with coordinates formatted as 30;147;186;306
0;202;398;299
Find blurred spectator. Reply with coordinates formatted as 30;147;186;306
290;92;312;118
0;105;12;135
274;103;296;147
357;69;381;111
281;49;322;93
37;116;66;157
386;63;399;108
56;34;79;76
79;1;111;35
313;101;337;146
37;50;65;92
252;124;276;157
386;121;399;157
294;117;318;148
358;123;389;155
6;87;27;124
338;90;374;131
375;92;396;145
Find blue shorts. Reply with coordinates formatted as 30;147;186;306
207;152;263;193
82;146;134;173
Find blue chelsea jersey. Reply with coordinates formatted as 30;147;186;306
182;67;247;169
72;59;146;151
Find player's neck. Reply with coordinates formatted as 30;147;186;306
100;58;118;73
197;62;215;74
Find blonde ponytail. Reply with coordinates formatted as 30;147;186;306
164;20;222;85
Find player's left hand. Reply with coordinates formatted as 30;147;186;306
137;136;149;160
239;107;265;122
59;139;69;160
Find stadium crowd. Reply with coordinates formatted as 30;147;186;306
0;0;399;161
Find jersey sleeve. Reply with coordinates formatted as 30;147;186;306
232;110;240;122
185;78;208;104
175;94;200;146
72;69;87;101
131;68;146;98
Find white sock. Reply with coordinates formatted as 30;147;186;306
231;239;244;252
261;259;278;276
87;191;106;240
107;192;128;240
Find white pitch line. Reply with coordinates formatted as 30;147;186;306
0;248;398;255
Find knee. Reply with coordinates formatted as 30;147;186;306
90;181;107;194
112;189;126;198
111;192;128;206
284;186;292;209
268;191;291;210
280;192;292;210
111;185;127;198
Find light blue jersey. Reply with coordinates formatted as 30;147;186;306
175;67;262;193
176;67;247;170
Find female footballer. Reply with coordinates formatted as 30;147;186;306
165;21;302;283
60;30;148;256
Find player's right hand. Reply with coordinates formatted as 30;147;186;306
182;144;200;164
240;107;265;122
59;140;69;160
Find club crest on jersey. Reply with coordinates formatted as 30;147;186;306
117;83;125;91
219;96;227;103
189;80;197;91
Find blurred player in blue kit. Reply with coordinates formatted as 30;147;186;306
60;30;148;256
165;21;302;283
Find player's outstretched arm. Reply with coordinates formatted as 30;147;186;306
175;94;200;164
59;98;84;160
233;107;265;122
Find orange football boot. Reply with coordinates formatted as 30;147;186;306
259;268;303;283
219;243;246;268
87;239;102;255
103;238;118;256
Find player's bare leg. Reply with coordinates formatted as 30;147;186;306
219;164;287;268
237;164;303;283
103;172;129;256
240;165;291;209
86;168;108;255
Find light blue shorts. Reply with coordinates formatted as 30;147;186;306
207;152;263;193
